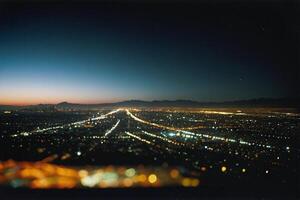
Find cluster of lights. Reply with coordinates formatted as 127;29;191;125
125;110;277;150
10;108;287;154
126;109;203;132
13;109;122;138
0;160;200;189
182;130;274;149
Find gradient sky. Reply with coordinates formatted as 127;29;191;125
0;1;299;105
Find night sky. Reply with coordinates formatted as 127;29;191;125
0;1;299;105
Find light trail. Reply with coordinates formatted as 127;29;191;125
15;109;122;137
126;109;199;136
180;126;206;130
13;108;275;150
104;119;120;136
199;111;246;115
180;130;273;149
141;130;182;146
125;109;206;131
125;131;152;145
91;109;122;121
183;130;273;149
126;109;182;131
126;109;274;149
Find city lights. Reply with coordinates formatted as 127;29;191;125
0;107;298;192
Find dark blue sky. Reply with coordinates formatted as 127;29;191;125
0;1;298;105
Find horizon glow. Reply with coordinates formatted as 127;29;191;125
0;3;298;105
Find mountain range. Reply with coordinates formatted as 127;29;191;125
0;98;299;111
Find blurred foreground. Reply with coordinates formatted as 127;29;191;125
0;160;199;189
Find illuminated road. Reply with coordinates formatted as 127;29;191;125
125;131;152;145
91;109;122;121
12;108;275;149
125;109;274;149
104;119;120;136
125;109;205;131
141;130;183;146
15;109;122;137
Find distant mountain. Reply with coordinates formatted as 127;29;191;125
111;98;300;108
0;105;22;111
0;98;299;111
39;98;300;111
55;99;209;110
55;102;107;110
0;104;56;111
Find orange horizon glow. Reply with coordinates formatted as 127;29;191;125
0;98;127;106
